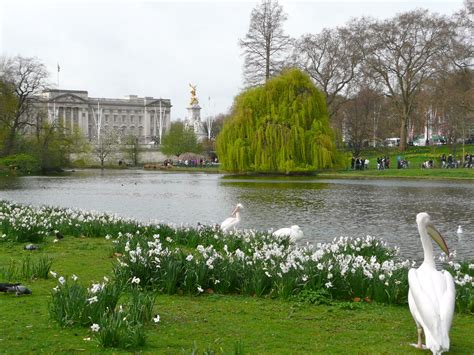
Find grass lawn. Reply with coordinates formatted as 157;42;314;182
0;237;472;354
320;145;474;180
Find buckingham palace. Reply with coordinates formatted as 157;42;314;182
41;89;172;144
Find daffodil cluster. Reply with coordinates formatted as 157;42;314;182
49;273;157;349
112;228;413;303
0;200;152;242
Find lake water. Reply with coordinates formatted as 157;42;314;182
0;169;473;261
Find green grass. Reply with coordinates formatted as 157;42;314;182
321;168;474;179
0;237;473;353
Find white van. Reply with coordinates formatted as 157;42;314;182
384;138;400;147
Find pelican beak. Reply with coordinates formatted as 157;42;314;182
230;206;238;217
427;223;449;255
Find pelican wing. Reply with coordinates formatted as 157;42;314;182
439;270;455;333
273;228;292;237
221;217;237;231
408;266;454;352
408;269;433;330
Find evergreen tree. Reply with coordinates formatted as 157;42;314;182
216;69;341;174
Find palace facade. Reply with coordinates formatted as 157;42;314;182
40;89;172;144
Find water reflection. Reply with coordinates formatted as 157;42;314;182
0;170;472;261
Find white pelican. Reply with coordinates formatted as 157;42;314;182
220;203;243;232
273;225;304;243
408;212;455;355
456;225;462;234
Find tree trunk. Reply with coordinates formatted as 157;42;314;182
2;127;17;156
399;117;407;151
265;44;270;81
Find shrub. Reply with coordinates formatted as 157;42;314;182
0;154;41;174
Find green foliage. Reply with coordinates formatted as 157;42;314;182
0;255;52;281
0;153;41;174
125;287;157;324
445;260;474;314
49;277;122;327
161;121;202;157
0;80;19;154
49;278;88;327
295;288;333;305
216;69;342;173
22;123;88;172
94;310;146;349
48;274;155;349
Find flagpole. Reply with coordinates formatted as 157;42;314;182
57;63;60;89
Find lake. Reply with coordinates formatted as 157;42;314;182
0;169;472;261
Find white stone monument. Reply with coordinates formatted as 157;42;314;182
185;84;206;142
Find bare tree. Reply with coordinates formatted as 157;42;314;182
0;56;49;155
203;112;228;139
239;0;293;86
450;4;474;70
295;25;362;120
431;69;474;157
123;134;139;166
362;10;459;151
93;127;120;169
342;87;383;155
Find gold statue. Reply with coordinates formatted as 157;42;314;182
189;83;199;106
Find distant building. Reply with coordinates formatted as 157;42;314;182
40;89;172;144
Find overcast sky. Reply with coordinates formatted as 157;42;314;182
0;0;464;120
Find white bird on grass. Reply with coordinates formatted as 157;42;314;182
273;225;304;243
220;203;243;232
408;212;455;355
456;225;462;234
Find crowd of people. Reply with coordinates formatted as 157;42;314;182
435;153;473;169
377;156;391;170
464;153;473;168
350;157;369;170
351;152;473;171
162;158;219;168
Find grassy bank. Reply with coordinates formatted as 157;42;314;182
0;201;473;353
0;238;473;354
320;168;474;180
321;145;474;180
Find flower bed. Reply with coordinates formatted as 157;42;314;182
0;199;472;310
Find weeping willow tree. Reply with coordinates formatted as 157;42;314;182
217;68;342;173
